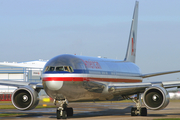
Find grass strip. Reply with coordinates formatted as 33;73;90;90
0;105;56;109
0;113;27;117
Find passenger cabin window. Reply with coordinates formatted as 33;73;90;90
44;66;74;72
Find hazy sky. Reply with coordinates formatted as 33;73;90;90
0;0;180;81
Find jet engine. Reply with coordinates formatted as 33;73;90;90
143;86;170;110
11;86;39;110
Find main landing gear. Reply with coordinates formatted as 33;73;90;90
123;94;147;116
54;99;73;119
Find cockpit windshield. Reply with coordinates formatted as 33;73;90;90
44;66;74;72
49;67;55;71
56;66;64;71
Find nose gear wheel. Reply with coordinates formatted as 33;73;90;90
54;99;73;119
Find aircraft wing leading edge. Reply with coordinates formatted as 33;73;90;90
141;70;180;78
107;80;180;95
0;80;43;89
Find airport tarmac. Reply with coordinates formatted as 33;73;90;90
0;101;180;120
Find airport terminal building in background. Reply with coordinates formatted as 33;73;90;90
0;60;48;101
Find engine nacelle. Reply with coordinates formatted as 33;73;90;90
143;86;170;110
11;86;39;110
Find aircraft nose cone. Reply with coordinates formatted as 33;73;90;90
43;77;63;91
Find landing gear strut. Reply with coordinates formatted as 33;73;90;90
54;99;73;119
123;94;147;116
131;93;147;116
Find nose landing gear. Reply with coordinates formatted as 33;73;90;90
54;99;73;119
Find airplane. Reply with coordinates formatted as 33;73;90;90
1;1;180;119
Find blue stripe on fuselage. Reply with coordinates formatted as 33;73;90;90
44;69;141;76
44;69;88;74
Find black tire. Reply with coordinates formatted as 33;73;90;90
66;107;73;116
62;110;67;119
131;107;137;116
140;107;147;116
57;110;61;119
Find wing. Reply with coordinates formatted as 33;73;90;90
141;70;180;78
0;80;43;89
87;80;180;97
86;73;180;96
107;80;180;96
104;80;180;111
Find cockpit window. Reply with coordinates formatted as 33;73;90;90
44;66;74;72
56;66;64;71
64;66;68;71
59;66;74;72
49;66;55;71
69;66;74;72
44;66;49;72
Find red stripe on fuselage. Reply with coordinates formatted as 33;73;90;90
43;77;142;83
43;77;84;81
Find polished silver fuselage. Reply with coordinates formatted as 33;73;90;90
42;54;142;101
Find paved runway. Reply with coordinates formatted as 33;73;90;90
0;101;180;120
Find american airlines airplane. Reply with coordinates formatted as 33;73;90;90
1;1;180;119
